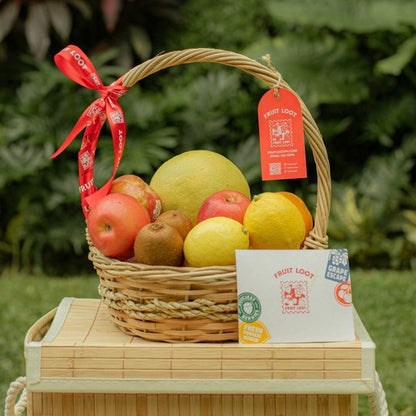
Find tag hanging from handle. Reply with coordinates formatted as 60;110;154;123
258;88;307;181
50;45;129;217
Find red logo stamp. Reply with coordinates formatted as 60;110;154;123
334;282;352;306
281;281;309;314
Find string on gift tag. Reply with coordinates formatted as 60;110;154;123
262;54;282;98
50;45;129;217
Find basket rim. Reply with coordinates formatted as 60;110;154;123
88;236;237;277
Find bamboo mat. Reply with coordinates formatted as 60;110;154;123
25;298;375;395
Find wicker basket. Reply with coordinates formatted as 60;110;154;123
88;48;331;343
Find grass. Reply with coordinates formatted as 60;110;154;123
352;270;416;416
1;270;415;416
0;273;99;416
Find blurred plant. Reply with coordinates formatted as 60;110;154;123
0;0;179;66
0;0;90;59
328;136;416;269
0;49;178;274
1;0;416;272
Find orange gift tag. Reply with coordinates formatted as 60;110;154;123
258;88;307;180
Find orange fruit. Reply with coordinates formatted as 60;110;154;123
278;192;313;242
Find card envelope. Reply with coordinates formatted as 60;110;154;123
235;249;355;343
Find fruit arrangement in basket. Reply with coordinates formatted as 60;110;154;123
48;45;331;342
87;149;313;267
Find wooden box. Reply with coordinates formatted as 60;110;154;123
24;297;376;416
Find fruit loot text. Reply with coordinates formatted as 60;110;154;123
50;45;129;217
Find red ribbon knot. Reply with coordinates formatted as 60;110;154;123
50;45;129;217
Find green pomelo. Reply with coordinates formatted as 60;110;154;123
150;150;251;224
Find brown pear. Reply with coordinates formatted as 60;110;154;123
155;210;193;240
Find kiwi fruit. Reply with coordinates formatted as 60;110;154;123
134;222;183;266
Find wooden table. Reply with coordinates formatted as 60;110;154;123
24;297;382;416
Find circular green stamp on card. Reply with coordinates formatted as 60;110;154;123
238;292;261;323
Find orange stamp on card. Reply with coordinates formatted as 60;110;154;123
258;88;307;180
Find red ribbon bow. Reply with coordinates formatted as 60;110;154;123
50;45;129;217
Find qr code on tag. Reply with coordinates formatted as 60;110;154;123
269;162;281;176
281;281;310;314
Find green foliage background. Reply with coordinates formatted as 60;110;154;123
0;0;415;273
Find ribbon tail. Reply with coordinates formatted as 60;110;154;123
85;99;127;211
50;99;103;159
107;99;126;174
84;184;110;211
78;115;105;216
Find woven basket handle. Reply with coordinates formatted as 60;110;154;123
122;48;331;249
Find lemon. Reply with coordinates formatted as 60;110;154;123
243;192;305;249
150;150;250;224
184;217;249;267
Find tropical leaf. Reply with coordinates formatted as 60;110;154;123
92;126;179;184
0;1;21;42
317;117;353;143
129;26;152;61
266;0;416;34
46;1;72;41
357;137;416;215
328;135;416;268
363;93;416;146
25;3;51;60
172;70;247;150
67;0;92;19
0;142;55;187
375;36;416;75
47;171;81;209
244;34;369;106
101;0;123;31
403;210;416;245
5;213;26;247
329;185;363;241
227;135;261;185
42;217;86;254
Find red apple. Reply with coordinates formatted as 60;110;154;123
87;193;151;260
197;190;251;224
109;174;162;221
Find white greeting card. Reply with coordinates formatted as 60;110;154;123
235;249;355;344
